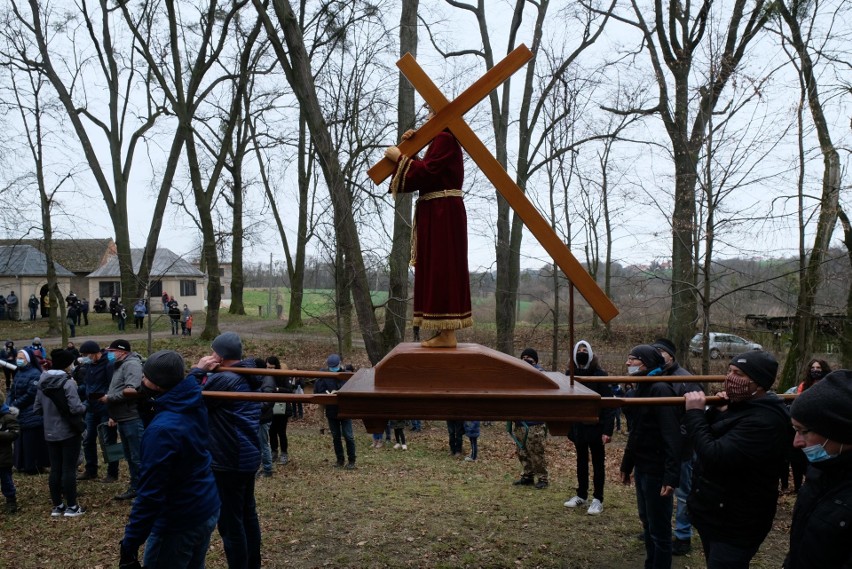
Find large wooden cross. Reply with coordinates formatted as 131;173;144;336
369;44;618;322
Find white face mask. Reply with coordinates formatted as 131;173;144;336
627;365;641;375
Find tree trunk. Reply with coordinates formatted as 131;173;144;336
837;207;852;369
258;0;384;363
778;2;842;388
381;0;418;350
286;111;312;330
229;129;247;316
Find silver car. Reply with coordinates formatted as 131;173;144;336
689;332;763;359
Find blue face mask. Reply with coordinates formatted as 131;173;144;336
802;440;837;463
15;359;26;367
106;352;117;363
80;357;92;365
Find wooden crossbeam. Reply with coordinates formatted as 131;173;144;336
369;44;618;322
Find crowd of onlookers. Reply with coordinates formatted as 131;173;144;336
0;330;850;568
0;290;193;337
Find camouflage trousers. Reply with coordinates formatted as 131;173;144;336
514;423;548;480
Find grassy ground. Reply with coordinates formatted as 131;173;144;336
0;307;794;568
0;417;793;569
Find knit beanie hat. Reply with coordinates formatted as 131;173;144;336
791;370;852;444
729;351;777;390
211;332;242;360
143;350;186;390
326;354;341;369
79;340;101;354
520;348;539;364
652;338;677;359
50;349;76;371
629;344;665;371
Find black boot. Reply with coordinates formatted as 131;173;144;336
5;497;17;514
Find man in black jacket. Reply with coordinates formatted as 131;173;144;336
684;351;790;569
653;338;701;556
620;345;683;569
314;354;355;469
784;369;852;569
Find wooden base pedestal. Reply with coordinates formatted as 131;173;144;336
337;343;602;435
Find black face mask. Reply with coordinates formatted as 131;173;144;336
808;369;825;380
136;384;162;400
576;352;590;366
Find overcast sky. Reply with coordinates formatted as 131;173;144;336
9;0;849;275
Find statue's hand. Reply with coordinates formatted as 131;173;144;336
385;146;402;162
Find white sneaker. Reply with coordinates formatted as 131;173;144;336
587;498;603;515
401;444;408;451
393;443;401;450
563;496;586;508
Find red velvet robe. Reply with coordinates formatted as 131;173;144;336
390;131;473;331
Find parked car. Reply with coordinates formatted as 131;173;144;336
689;332;763;359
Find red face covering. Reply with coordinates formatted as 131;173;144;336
724;373;754;402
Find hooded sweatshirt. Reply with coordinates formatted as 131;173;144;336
33;370;86;441
567;341;615;443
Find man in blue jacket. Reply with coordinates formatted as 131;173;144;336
119;350;220;569
189;332;262;569
75;341;119;482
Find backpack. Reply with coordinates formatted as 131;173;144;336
41;377;85;433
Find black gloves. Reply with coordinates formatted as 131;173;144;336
119;540;142;569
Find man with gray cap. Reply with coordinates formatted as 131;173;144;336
683;351;791;568
619;344;683;569
784;369;852;568
189;331;261;569
119;350;220;569
101;339;144;501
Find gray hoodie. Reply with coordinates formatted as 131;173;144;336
106;352;144;422
33;370;85;442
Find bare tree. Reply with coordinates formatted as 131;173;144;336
776;0;843;387
382;0;419;348
607;0;771;358
0;53;71;338
119;0;261;339
254;0;389;362
11;0;172;303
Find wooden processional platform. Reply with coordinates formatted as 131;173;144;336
336;343;601;436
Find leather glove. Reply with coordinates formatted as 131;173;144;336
119;540;142;569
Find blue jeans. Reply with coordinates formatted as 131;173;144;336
213;470;261;569
258;423;272;473
674;459;693;540
84;405;119;478
0;467;15;499
327;417;356;464
634;468;673;569
118;419;144;490
144;510;219;569
47;435;82;507
700;538;760;569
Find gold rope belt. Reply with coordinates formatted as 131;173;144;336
410;189;463;266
